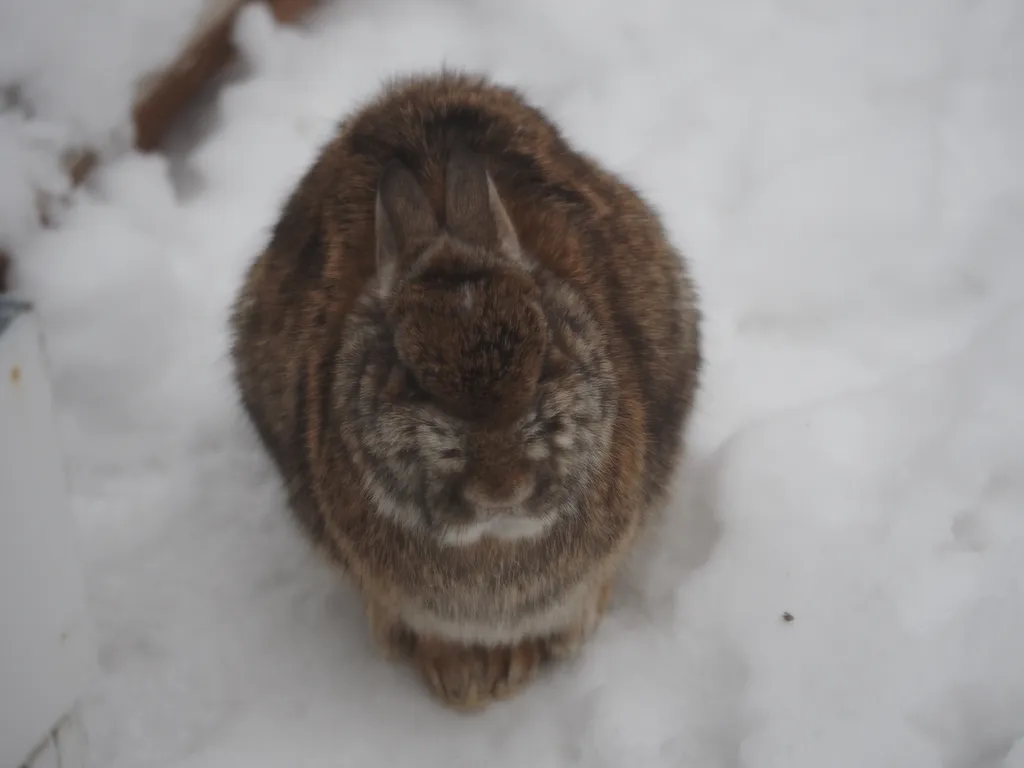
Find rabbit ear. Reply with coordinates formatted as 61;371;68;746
445;145;520;257
376;160;439;293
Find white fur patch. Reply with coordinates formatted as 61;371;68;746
364;481;426;530
439;510;558;547
365;479;562;546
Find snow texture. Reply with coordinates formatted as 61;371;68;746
0;0;214;253
9;0;1024;766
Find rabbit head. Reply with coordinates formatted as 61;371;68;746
335;147;617;545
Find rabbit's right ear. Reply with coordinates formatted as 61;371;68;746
375;161;438;295
445;145;520;257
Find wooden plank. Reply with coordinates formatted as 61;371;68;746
269;0;319;23
132;0;247;152
132;0;320;152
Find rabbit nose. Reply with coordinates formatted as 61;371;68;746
463;472;535;511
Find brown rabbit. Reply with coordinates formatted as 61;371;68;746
230;71;701;710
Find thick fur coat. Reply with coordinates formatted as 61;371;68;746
230;71;701;708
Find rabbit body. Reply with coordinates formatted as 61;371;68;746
230;72;701;708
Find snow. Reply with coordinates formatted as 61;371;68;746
0;0;215;145
7;0;1024;766
0;0;217;254
0;110;71;257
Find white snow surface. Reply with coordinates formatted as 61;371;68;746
0;0;214;144
0;0;215;253
11;0;1024;766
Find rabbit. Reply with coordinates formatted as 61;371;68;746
229;71;702;710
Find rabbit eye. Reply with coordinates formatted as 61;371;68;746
404;370;428;400
544;416;566;437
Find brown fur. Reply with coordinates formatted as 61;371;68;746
229;71;702;709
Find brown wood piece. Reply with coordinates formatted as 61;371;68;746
73;1;318;180
132;0;247;152
269;0;318;23
132;0;319;152
64;148;99;187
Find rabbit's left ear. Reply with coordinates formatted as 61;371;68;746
376;160;439;295
444;145;521;258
